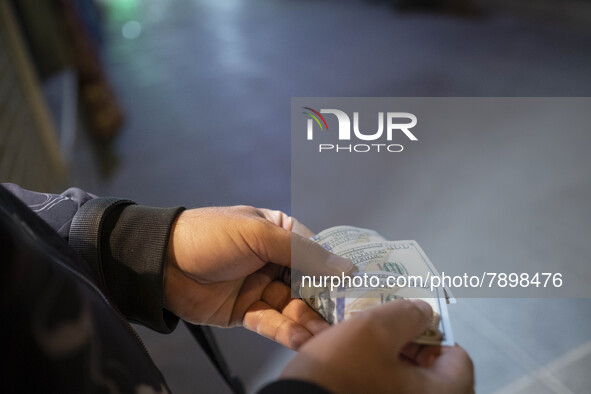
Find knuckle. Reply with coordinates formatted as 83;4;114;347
233;205;257;215
256;309;274;335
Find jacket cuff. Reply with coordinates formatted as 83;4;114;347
258;380;332;394
69;197;184;333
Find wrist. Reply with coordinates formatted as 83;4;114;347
167;210;189;270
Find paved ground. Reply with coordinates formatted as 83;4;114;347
69;1;591;392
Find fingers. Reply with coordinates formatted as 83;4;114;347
402;344;474;393
360;299;434;352
243;300;314;350
262;281;330;335
231;268;330;347
400;343;424;364
413;345;442;368
430;345;474;388
230;265;278;324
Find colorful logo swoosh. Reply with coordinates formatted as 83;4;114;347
302;107;328;131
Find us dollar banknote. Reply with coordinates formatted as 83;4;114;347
296;226;455;346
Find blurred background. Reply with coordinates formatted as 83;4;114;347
1;0;591;393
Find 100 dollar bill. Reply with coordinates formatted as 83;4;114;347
297;226;455;346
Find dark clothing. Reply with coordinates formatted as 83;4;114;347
0;184;329;394
3;183;181;333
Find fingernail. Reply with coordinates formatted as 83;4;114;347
410;299;433;319
326;255;357;274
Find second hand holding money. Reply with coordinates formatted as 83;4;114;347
280;299;474;394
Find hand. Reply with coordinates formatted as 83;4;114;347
281;299;474;394
164;206;355;349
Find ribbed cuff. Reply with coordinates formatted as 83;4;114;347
69;198;184;333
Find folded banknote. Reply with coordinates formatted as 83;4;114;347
296;226;455;346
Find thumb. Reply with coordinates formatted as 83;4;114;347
364;299;434;351
259;224;356;276
257;209;315;238
292;232;357;276
290;217;315;238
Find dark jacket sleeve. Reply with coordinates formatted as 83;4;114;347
1;183;96;239
258;380;332;394
2;183;183;333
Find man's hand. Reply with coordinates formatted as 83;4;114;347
164;206;355;349
281;299;474;394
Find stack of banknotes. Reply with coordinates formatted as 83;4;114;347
297;226;455;346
